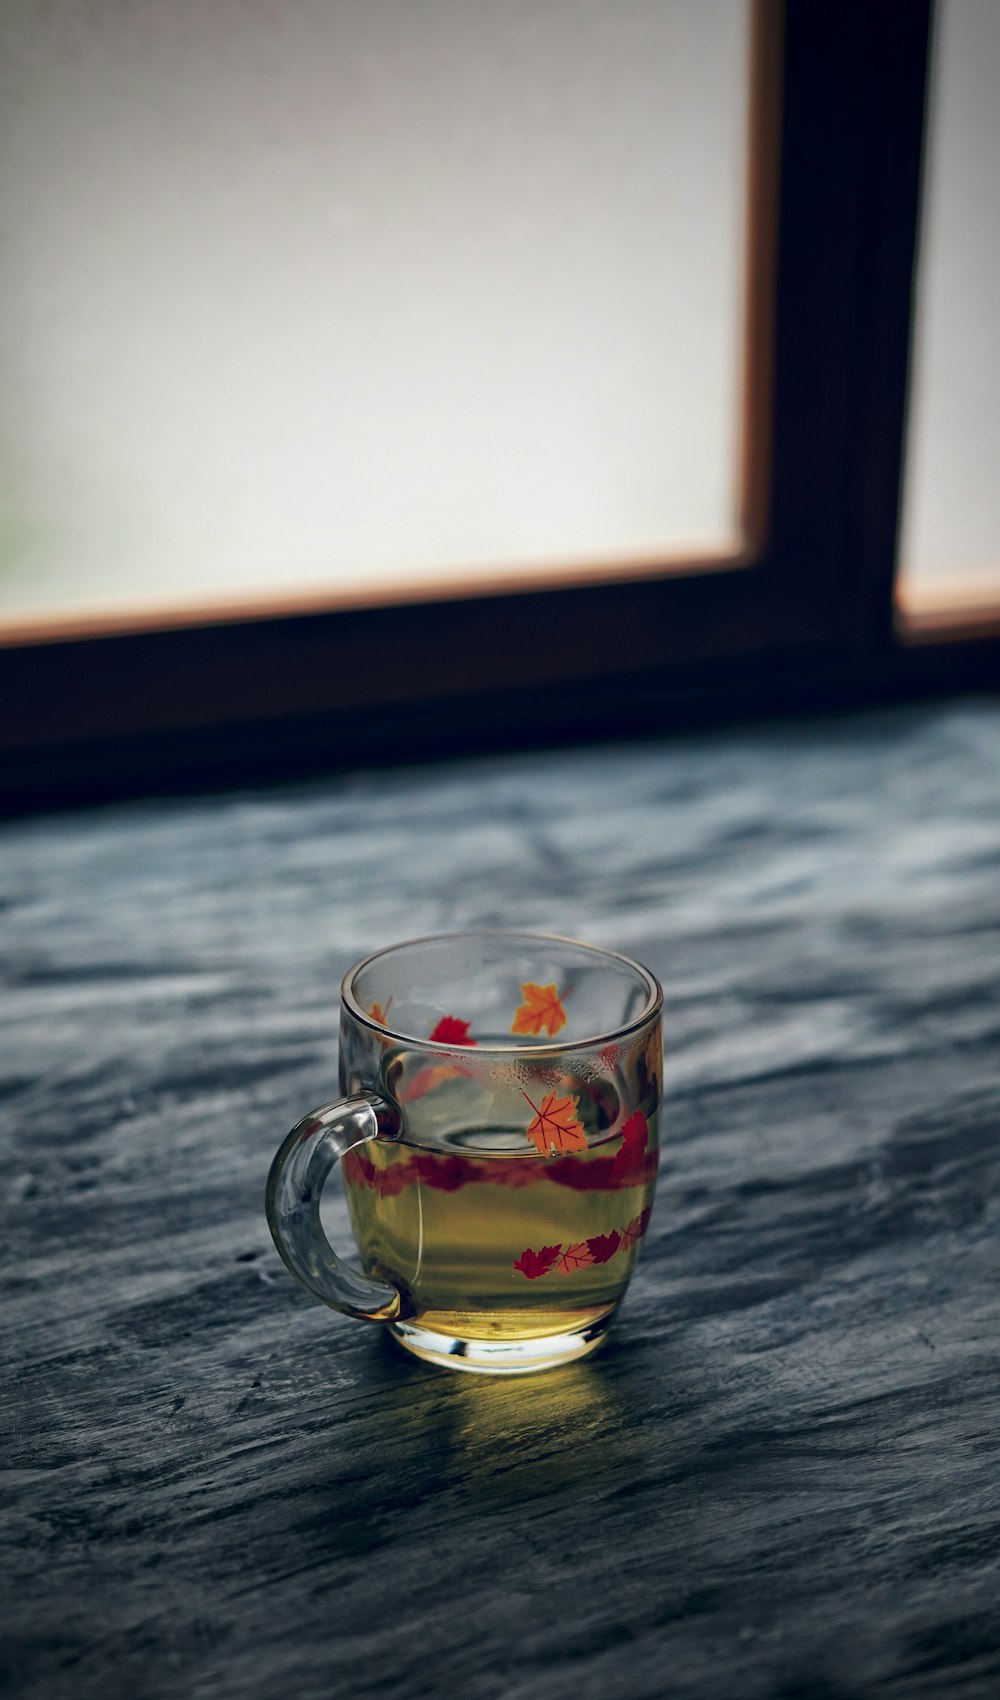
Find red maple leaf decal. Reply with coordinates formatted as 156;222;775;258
555;1241;593;1275
620;1205;653;1250
429;1015;477;1046
522;1091;586;1156
586;1229;622;1264
513;1244;561;1280
611;1109;648;1181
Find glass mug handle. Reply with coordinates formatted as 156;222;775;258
265;1094;403;1321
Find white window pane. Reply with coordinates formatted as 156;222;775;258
0;0;748;626
898;0;1000;617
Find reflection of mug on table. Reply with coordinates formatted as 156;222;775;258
266;931;662;1374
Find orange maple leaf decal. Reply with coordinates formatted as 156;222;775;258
522;1091;586;1157
513;1244;561;1280
611;1109;648;1181
429;1015;477;1046
368;998;392;1026
511;982;569;1039
555;1241;593;1275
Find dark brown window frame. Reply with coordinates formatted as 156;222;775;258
1;0;996;814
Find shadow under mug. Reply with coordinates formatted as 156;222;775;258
266;930;663;1374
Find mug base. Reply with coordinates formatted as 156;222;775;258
388;1314;614;1375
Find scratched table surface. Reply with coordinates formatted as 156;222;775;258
2;701;999;1700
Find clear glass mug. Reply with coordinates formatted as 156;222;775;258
266;931;662;1374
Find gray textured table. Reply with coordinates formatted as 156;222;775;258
2;702;999;1700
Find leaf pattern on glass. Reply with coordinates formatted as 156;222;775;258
586;1230;622;1265
513;1210;650;1279
511;982;569;1038
522;1091;586;1156
512;1245;562;1280
511;1106;653;1279
357;979;657;1290
619;1206;653;1251
611;1109;648;1181
429;1015;477;1046
555;1241;593;1275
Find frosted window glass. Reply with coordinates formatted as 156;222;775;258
898;0;1000;616
0;0;748;626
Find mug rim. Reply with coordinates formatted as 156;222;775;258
342;928;663;1056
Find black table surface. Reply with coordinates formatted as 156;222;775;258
2;702;999;1700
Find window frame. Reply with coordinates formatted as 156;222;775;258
1;0;995;813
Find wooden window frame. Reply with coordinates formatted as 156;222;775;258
0;0;996;813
